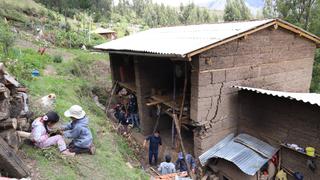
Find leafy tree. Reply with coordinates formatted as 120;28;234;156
276;0;316;29
0;21;15;56
263;0;277;18
223;0;251;22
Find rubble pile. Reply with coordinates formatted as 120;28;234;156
0;62;30;178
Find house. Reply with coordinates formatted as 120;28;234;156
91;28;117;40
95;19;320;174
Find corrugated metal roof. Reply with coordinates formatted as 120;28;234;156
234;86;320;107
199;133;278;176
94;19;275;57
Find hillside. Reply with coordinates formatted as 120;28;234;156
0;1;148;179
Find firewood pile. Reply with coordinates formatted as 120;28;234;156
0;63;30;178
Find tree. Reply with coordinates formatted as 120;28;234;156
0;21;15;56
276;0;316;29
223;0;251;22
263;0;277;18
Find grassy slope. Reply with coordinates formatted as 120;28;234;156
2;1;146;179
10;48;147;180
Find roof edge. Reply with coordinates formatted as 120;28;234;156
233;85;320;107
186;19;320;57
104;50;186;59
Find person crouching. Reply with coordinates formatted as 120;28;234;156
31;111;75;156
61;105;95;155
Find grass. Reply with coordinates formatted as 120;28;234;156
2;47;148;179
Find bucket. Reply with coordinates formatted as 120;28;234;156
32;69;40;77
306;147;315;157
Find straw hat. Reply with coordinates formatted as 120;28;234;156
64;105;86;119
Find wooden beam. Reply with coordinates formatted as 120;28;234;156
276;21;320;44
0;118;17;130
146;100;161;106
0;137;30;178
172;114;195;179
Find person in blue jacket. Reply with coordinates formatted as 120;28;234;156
61;105;95;155
175;152;196;173
143;130;162;165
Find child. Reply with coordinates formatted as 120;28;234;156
62;105;95;154
31;111;75;156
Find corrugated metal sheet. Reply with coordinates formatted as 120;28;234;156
94;19;274;57
199;133;277;176
234;86;320;107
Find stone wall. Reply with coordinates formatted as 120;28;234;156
191;27;317;156
238;91;320;180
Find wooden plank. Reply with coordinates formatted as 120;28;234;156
150;95;183;110
0;130;20;151
146;100;161;106
118;82;137;93
0;118;17;130
0;137;30;178
276;20;320;44
164;110;189;124
172;114;195;179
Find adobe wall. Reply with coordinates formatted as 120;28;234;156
238;91;320;180
191;27;317;156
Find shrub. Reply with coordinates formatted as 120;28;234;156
0;20;16;56
53;55;63;63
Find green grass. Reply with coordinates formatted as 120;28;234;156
2;47;147;179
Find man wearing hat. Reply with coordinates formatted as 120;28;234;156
61;105;95;154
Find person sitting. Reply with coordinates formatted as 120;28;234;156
61;105;95;155
158;155;176;175
31;111;74;156
175;152;196;173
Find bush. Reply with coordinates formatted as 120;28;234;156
52;30;106;49
4;48;52;81
53;55;63;63
0;20;16;56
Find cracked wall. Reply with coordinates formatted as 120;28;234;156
190;27;317;156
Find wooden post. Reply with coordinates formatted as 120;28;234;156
0;118;17;130
105;81;118;114
172;114;195;179
176;61;188;151
0;137;30;178
0;129;21;151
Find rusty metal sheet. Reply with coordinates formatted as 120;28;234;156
199;133;277;176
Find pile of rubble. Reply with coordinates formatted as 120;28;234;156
0;63;30;178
